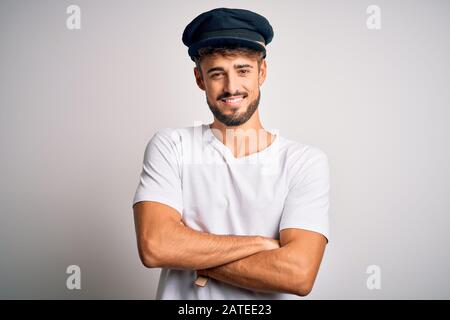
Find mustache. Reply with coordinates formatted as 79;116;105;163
217;92;248;100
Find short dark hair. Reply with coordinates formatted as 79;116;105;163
193;46;265;74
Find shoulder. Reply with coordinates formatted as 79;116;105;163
148;126;191;146
152;127;182;142
145;125;202;156
153;125;200;142
277;137;329;189
142;127;183;157
277;136;329;186
278;135;329;165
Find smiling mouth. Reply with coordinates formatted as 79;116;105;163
220;96;246;107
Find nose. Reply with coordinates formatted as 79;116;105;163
223;72;240;96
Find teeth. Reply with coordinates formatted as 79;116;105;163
223;97;243;103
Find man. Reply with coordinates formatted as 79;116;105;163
132;7;330;299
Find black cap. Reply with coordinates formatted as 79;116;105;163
182;8;274;61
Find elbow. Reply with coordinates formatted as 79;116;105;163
293;269;315;297
296;283;313;297
140;252;160;269
138;238;164;269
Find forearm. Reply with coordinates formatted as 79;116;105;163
148;221;276;270
199;246;306;296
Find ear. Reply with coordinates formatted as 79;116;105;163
194;67;205;91
258;59;267;87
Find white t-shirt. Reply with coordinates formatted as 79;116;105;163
132;123;330;300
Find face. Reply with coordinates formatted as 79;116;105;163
194;53;267;126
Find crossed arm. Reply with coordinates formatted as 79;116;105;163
133;201;327;296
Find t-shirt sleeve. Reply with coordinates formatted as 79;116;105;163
279;146;331;242
132;129;183;215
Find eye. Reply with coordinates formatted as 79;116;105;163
211;73;223;79
239;69;250;75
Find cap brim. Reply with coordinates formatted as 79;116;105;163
188;37;266;61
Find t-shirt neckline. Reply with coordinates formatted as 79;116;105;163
204;124;280;161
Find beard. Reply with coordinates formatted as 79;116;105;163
206;90;261;127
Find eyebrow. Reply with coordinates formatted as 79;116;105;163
206;64;254;74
